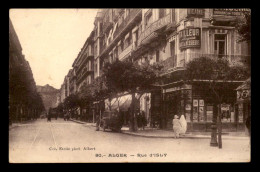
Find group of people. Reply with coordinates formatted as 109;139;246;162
172;114;187;138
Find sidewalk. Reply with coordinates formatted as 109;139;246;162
69;119;249;140
9;119;36;130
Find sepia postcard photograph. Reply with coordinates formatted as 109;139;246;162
9;8;251;163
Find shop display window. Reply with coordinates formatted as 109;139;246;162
192;99;205;122
206;105;213;122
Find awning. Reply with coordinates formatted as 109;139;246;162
110;95;132;111
236;78;251;91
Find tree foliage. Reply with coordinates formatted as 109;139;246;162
235;11;251;43
102;59;163;131
9;62;45;119
102;59;163;94
64;94;80;110
185;57;249;81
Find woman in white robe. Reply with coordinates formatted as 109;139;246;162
179;115;187;135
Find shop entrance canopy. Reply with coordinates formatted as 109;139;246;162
110;95;132;111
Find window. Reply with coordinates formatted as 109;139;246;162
121;40;124;51
145;11;152;28
95;64;97;73
156;50;160;62
124;33;132;48
159;9;166;19
114;48;118;60
129;32;132;45
125;9;130;17
170;41;176;67
214;34;227;58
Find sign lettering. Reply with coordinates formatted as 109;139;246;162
213;9;250;16
179;28;201;49
187;9;204;17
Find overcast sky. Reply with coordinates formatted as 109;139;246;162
10;9;99;89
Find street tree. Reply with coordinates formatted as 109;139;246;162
185;56;250;148
102;59;162;131
234;10;251;67
64;94;81;118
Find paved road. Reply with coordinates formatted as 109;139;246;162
9;118;250;163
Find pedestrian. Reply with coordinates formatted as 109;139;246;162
136;111;142;130
141;111;147;130
179;114;187;136
172;115;182;138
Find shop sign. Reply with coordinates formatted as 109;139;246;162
185;113;191;122
221;104;229;111
193;107;198;121
199;100;204;107
138;14;171;45
213;9;250;16
179;28;201;49
237;89;250;101
187;9;204;17
165;86;181;93
193;99;198;107
185;104;191;111
206;111;213;122
164;85;192;93
199;107;204;113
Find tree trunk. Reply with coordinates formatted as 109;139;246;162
210;103;218;146
130;92;137;132
217;104;222;149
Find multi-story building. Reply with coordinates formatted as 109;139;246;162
9;18;44;122
73;31;95;93
60;83;66;103
61;9;250;131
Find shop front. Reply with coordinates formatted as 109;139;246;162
162;81;243;132
235;78;251;131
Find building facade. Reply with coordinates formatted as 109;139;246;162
9;18;44;122
60;9;250;131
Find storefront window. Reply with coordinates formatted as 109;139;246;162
221;104;231;122
238;103;244;123
206;105;213;122
192;99;206;122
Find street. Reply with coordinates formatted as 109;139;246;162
9;118;250;163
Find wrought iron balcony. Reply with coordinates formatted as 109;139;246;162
161;53;250;75
113;9;142;41
99;9;141;57
118;44;133;61
103;21;113;33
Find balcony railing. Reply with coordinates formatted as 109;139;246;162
113;9;141;40
138;14;171;46
103;21;113;33
76;54;94;74
118;44;133;60
99;9;141;58
161;53;250;74
76;67;94;85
